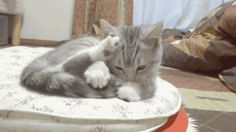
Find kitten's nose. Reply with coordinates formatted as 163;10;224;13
126;72;135;81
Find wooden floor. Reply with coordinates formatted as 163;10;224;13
161;67;236;132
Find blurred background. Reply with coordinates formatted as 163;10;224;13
0;0;232;44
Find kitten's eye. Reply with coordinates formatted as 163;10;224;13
136;65;146;72
115;66;124;72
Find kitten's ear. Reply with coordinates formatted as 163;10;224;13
93;24;100;35
99;19;117;34
147;21;163;38
142;21;164;47
93;24;107;38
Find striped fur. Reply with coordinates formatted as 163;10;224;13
20;20;163;101
106;23;163;100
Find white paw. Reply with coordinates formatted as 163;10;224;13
102;35;120;53
84;62;110;89
117;86;141;102
91;36;120;61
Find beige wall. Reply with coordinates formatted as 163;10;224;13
21;0;75;41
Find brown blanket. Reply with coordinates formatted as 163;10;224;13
162;1;236;92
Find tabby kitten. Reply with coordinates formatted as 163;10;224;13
20;19;163;102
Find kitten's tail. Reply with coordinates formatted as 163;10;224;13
20;67;104;98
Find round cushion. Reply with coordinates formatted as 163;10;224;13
0;46;181;131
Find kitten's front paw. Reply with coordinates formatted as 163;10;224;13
117;86;141;102
84;62;110;89
102;35;120;55
98;35;120;60
90;35;120;61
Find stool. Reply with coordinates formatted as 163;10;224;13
0;0;24;45
0;13;22;46
11;14;22;45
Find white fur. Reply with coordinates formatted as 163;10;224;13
84;61;110;89
61;36;120;66
89;36;120;61
84;36;120;89
117;84;141;102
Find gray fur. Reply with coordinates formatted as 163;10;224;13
21;37;118;98
105;22;163;100
21;20;163;100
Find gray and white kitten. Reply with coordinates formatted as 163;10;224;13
20;20;163;102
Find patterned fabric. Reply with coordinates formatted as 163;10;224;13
0;46;181;131
162;1;236;92
163;0;236;72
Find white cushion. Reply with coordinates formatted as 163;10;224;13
0;46;181;131
0;0;24;14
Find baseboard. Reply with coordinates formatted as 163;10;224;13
20;38;60;46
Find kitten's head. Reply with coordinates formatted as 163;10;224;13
99;19;163;82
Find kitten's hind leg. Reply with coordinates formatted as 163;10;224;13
63;53;93;76
84;61;110;89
